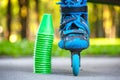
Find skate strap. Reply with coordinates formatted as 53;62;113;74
60;17;77;30
61;6;87;13
62;29;87;37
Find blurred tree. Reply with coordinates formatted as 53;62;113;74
94;4;100;37
35;0;40;23
18;0;29;39
89;4;105;38
88;0;120;6
109;6;116;38
7;0;11;40
115;7;120;38
93;4;105;37
103;5;116;38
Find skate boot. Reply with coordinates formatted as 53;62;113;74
58;0;90;52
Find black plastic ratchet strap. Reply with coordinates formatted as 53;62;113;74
61;6;87;13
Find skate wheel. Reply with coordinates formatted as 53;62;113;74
71;53;80;76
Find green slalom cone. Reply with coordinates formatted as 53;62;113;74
37;14;54;35
34;14;54;74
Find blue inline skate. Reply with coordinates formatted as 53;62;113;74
58;0;90;76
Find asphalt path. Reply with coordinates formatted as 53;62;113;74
0;57;120;80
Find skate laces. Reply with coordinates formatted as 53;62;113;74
58;0;86;7
58;0;90;36
60;14;77;30
60;13;89;34
65;0;82;7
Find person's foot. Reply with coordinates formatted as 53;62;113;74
58;0;90;51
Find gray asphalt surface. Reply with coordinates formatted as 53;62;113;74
0;57;120;80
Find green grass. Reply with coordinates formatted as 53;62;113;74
0;40;34;57
52;44;120;57
82;45;120;57
0;39;120;57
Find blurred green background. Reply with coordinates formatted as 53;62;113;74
0;0;120;57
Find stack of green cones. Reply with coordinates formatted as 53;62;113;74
34;14;54;74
